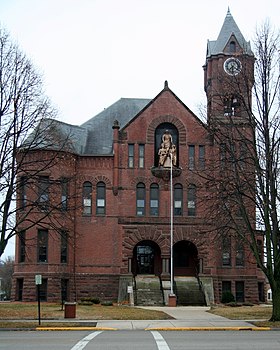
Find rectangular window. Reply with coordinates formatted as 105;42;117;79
236;241;244;266
136;184;145;216
38;229;48;263
61;279;69;302
16;278;24;301
61;178;69;211
235;281;245;302
60;230;68;264
188;145;195;170
128;144;134;168
19;230;26;263
38;176;49;210
96;182;106;215
220;143;226;170
150;184;159;216
139;144;145;168
20;176;27;209
187;185;196;216
174;185;183;216
39;278;48;302
198;145;205;170
222;236;231;266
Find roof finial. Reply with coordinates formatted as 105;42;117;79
164;80;169;90
227;6;231;17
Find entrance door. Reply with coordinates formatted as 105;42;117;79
173;240;198;276
137;245;154;274
132;240;161;275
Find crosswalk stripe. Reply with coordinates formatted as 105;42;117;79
151;331;171;350
70;331;103;350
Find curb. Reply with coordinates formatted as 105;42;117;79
145;327;271;331
36;327;117;331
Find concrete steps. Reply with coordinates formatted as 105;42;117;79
175;277;206;306
134;275;164;306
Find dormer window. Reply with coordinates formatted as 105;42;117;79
230;41;236;53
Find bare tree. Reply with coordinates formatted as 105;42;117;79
0;256;14;300
0;26;76;259
204;22;280;320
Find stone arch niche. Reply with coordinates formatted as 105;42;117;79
132;240;162;276
173;240;199;276
151;122;182;180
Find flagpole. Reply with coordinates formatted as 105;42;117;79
170;152;174;295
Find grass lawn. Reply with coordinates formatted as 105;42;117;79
208;305;280;327
0;302;171;328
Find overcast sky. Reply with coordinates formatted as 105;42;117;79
0;0;279;259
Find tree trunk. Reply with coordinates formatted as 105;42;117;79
271;281;280;321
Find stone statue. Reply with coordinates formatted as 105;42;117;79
158;131;177;167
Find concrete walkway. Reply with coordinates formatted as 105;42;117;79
91;306;266;330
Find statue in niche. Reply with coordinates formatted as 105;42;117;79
158;130;177;167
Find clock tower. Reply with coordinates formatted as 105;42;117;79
203;8;255;125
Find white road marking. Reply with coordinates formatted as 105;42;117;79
151;331;171;350
70;331;103;350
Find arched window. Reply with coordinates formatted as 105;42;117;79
136;183;145;216
96;181;106;215
83;181;92;215
230;41;236;53
174;183;183;216
187;184;196;216
150;183;159;216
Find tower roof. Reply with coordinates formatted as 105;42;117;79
207;8;253;57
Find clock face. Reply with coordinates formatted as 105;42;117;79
224;57;242;76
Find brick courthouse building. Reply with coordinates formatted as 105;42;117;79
12;10;265;304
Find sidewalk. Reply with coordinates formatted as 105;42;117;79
91;306;269;331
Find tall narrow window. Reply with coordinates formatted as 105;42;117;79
38;229;48;263
150;183;159;216
61;178;69;211
230;41;236;53
136;183;145;216
60;230;68;264
139;144;145;168
198;145;205;170
222;236;231;266
236;241;244;266
128;144;134;168
188;145;195;170
82;181;92;215
20;176;27;209
38;176;49;209
40;278;48;301
235;281;245;302
96;181;106;215
174;183;183;216
187;184;196;216
19;230;26;263
220;143;226;170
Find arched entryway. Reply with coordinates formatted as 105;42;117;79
132;240;161;276
173;240;199;276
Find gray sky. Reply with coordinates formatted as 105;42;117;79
0;0;279;259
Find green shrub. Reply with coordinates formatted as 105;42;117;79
221;291;235;304
101;301;113;306
79;297;100;305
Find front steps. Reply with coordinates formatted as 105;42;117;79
134;275;164;306
174;276;206;306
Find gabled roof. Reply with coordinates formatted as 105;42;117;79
207;8;253;57
81;98;151;154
